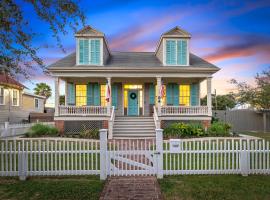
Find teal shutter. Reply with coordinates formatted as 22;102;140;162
67;83;75;105
90;39;100;65
173;84;179;106
83;39;89;64
149;84;155;104
191;83;199;106
112;84;118;108
166;83;173;105
166;40;176;65
87;83;94;105
93;83;100;106
177;40;187;65
79;40;84;64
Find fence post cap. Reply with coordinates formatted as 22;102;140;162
99;129;108;132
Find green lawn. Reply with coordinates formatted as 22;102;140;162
0;176;104;200
159;175;270;200
243;132;270;141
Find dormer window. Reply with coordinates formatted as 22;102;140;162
78;38;101;65
165;39;188;66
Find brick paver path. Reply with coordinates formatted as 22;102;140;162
99;176;163;200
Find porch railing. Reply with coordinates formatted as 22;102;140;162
59;106;109;116
160;106;209;116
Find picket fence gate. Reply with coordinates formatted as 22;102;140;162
0;129;270;180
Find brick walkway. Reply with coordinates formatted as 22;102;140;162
99;176;163;200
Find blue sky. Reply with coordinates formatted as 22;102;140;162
19;0;270;104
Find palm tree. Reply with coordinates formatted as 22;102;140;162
34;83;52;105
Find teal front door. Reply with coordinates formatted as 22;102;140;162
128;90;139;116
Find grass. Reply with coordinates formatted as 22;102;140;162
0;176;104;200
159;175;270;200
243;132;270;141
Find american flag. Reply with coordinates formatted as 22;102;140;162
106;83;111;103
159;82;165;99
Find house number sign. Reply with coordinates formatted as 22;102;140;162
169;139;181;153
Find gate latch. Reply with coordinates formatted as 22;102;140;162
153;152;160;155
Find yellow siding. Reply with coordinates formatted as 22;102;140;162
22;95;35;109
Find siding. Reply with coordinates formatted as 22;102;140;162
103;39;110;64
156;39;164;63
22;95;45;113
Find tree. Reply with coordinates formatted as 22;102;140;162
0;0;85;78
34;83;52;104
201;93;236;110
231;67;270;109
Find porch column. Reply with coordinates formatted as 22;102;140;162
157;76;162;116
106;77;111;116
55;77;60;116
207;77;212;116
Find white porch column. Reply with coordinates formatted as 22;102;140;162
55;77;60;116
106;77;111;116
207;77;212;116
64;80;68;106
157;76;162;116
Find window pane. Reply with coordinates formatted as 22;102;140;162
179;85;190;106
75;85;87;106
100;84;107;106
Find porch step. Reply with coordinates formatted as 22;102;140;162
112;116;156;138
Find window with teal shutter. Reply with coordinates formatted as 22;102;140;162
90;39;100;65
166;40;176;65
79;40;84;64
173;84;179;106
87;83;94;105
93;83;100;106
149;84;155;104
112;84;118;108
67;83;75;105
191;83;199;106
166;83;173;105
177;40;187;65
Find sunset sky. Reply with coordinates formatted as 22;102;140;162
20;0;270;105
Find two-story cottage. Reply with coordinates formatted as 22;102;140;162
48;26;219;138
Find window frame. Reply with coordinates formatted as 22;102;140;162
75;85;87;106
163;38;189;66
179;85;190;106
0;87;4;105
12;89;19;106
76;38;103;66
34;98;39;109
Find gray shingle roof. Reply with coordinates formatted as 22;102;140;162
48;51;219;70
162;26;191;38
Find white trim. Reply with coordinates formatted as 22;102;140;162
11;89;19;106
0;87;4;105
100;38;104;66
163;38;189;66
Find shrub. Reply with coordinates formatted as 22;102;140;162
207;122;231;136
164;122;205;138
25;123;59;137
79;129;99;139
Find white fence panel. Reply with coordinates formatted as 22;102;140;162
0;138;100;179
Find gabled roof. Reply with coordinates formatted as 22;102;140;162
48;51;219;70
23;91;46;99
75;26;104;37
162;26;191;38
0;73;25;89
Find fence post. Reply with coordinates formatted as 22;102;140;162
100;129;107;180
156;129;163;179
240;140;249;176
4;122;9;129
18;143;27;181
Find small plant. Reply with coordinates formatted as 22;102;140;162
207;122;231;136
25;123;59;137
79;128;99;139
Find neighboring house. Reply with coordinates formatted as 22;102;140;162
48;26;220;138
0;73;45;123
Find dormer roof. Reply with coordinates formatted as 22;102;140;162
75;26;104;37
162;26;191;38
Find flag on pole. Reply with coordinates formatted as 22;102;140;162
159;82;165;99
106;83;111;103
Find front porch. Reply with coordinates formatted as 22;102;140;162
54;76;213;119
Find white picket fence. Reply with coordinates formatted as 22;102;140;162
0;129;270;180
0;122;55;138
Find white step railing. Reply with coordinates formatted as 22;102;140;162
153;106;160;129
59;106;109;116
160;106;209;116
108;106;115;139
